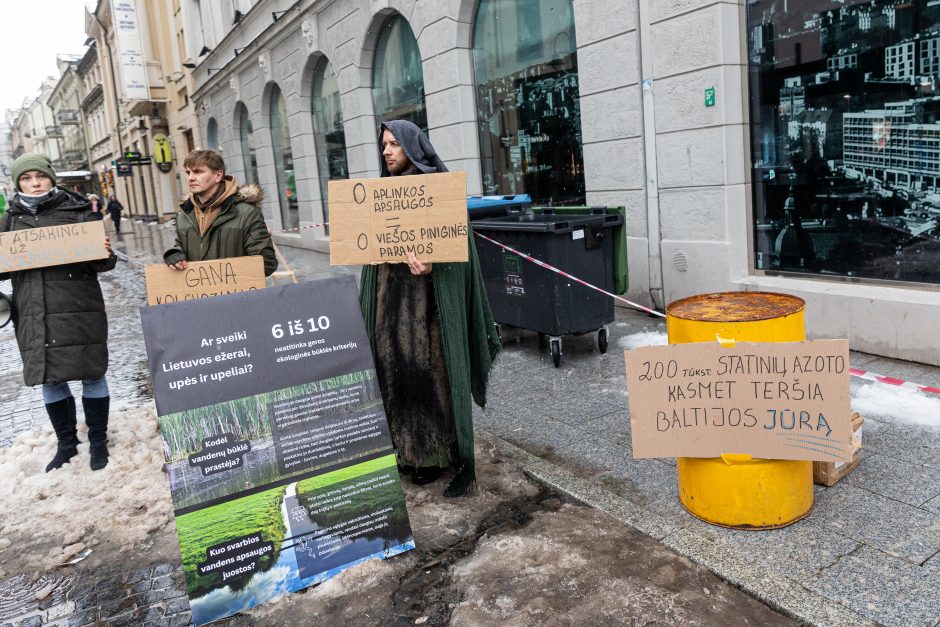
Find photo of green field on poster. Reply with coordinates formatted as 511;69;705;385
174;454;411;621
141;278;415;625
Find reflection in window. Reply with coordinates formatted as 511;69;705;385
472;0;585;205
312;58;349;235
748;1;940;285
270;85;298;230
206;117;219;150
236;103;258;185
372;15;427;131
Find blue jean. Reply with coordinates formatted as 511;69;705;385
42;376;109;404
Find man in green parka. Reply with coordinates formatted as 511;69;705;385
164;149;277;275
360;120;501;497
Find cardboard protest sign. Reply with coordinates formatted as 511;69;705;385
0;220;108;273
625;340;853;462
328;171;469;265
140;278;414;626
144;257;266;305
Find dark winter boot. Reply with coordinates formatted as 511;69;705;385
443;462;476;498
83;396;110;471
45;397;79;472
412;466;442;485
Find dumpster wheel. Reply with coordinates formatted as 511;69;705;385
549;337;562;368
598;326;609;354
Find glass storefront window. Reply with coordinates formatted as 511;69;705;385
312;58;349;235
747;1;940;285
270;85;299;230
372;15;427;131
237;103;258;185
472;0;585;205
206;118;219;150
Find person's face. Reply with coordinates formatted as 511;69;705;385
382;129;411;175
18;171;53;194
185;164;224;198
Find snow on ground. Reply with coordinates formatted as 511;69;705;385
0;402;174;571
618;330;668;350
851;383;940;428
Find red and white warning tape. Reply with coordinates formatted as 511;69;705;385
849;368;940;396
473;231;666;318
273;221;940;395
474;232;940;395
277;221;330;233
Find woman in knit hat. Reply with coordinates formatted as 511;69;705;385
87;194;103;220
0;153;117;472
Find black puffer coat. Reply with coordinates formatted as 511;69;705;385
0;188;117;386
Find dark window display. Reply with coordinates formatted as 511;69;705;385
206;118;219;150
270;85;299;230
372;16;427;132
312;58;349;235
237;103;258;185
748;0;940;285
472;0;585;205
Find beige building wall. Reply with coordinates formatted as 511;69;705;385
86;0;202;219
78;43;116;200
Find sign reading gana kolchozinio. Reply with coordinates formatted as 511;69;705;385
625;339;853;462
144;257;266;305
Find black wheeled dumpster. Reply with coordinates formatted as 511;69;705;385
472;209;623;367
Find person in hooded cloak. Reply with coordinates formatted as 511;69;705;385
359;120;501;497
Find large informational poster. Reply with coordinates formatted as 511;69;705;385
140;277;414;626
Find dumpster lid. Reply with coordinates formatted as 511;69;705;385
467;194;532;208
666;291;806;323
472;211;622;234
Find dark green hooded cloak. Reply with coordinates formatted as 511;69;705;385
360;121;501;471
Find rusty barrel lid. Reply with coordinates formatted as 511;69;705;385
666;291;806;323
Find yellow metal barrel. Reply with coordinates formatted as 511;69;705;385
666;291;814;529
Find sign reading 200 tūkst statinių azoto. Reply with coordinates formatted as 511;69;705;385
140;277;414;625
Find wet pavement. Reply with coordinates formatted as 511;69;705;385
0;217;937;626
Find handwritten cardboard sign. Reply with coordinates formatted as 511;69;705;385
144;257;266;305
625;339;853;462
328;172;469;265
0;221;108;273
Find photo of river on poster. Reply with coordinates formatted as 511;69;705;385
179;455;414;625
159;371;390;510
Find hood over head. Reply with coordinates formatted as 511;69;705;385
379;120;448;176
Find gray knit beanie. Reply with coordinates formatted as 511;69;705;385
12;153;57;191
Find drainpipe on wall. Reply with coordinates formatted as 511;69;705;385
637;0;665;311
91;6;133;213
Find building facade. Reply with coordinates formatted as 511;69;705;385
164;0;940;364
86;0;202;219
11;81;61;166
47;56;91;177
77;42;117;200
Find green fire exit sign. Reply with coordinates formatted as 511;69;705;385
705;86;716;107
